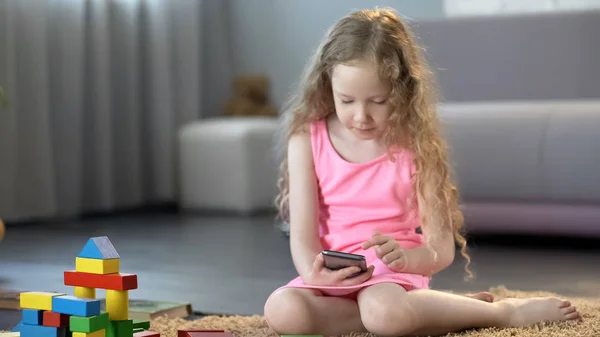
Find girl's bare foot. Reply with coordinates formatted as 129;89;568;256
464;291;494;302
497;297;582;327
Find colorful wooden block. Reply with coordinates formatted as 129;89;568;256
11;320;24;332
52;295;101;317
132;332;159;337
177;331;227;337
70;313;109;333
20;292;66;311
74;287;96;299
106;320;133;337
20;324;67;337
131;322;150;331
72;329;106;337
21;309;44;325
78;237;120;260
64;271;138;291
106;290;128;320
75;257;120;275
43;311;70;327
0;333;20;337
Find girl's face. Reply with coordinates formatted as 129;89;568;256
330;59;392;141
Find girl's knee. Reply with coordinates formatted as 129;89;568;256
264;288;318;335
359;291;416;336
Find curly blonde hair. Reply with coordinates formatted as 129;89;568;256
274;8;472;280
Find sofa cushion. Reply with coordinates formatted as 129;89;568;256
439;102;549;201
541;101;600;203
439;100;600;204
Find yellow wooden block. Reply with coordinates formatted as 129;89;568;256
106;289;128;320
75;257;119;274
19;292;66;311
74;286;96;299
72;329;106;337
0;333;20;337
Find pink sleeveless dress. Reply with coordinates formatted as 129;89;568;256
269;119;430;301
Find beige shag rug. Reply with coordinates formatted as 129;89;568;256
149;286;600;337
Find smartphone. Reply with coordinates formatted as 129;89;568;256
322;250;368;276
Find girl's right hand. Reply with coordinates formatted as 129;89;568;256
306;253;375;287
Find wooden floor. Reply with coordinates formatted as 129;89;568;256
1;211;599;330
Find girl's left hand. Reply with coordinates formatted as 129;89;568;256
362;231;406;272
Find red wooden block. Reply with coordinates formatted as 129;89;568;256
177;330;228;337
43;311;70;327
64;270;138;290
133;331;161;337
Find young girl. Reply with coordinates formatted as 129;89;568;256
264;7;581;337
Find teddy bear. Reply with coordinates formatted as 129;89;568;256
224;75;278;117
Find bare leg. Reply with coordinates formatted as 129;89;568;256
264;288;497;336
264;288;365;336
357;283;581;337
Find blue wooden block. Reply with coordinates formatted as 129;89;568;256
11;320;24;332
51;295;101;317
22;309;44;324
20;324;66;337
78;236;120;259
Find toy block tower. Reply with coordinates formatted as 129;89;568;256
73;236;128;321
67;236;135;337
15;236;160;337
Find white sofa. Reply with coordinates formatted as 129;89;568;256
439;100;600;237
179;102;600;238
178;117;280;213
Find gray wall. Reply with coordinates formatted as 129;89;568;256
228;0;444;109
412;9;600;102
218;2;600;112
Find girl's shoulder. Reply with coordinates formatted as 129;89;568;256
287;129;314;170
288;118;325;161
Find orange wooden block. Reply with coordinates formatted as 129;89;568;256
43;311;70;327
0;218;5;240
